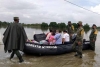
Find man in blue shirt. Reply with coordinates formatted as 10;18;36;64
54;30;62;45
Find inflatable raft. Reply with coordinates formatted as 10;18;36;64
23;34;90;55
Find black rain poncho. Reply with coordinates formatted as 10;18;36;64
3;22;27;53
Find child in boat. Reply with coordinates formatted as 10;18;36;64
45;29;52;41
48;30;56;45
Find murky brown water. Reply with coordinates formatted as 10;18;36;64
0;28;100;67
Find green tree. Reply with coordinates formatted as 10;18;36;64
83;23;90;34
58;22;67;30
84;28;90;34
83;23;90;29
72;23;78;29
41;22;48;28
49;22;58;28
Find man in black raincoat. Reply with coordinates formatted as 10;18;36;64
3;17;28;63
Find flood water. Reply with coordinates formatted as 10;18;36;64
0;27;100;67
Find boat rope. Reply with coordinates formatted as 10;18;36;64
64;0;100;15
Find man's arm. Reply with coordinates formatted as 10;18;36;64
93;29;98;41
72;25;74;31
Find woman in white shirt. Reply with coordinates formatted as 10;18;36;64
62;30;70;44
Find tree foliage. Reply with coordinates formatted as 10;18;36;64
58;22;66;29
0;20;91;33
83;23;90;34
83;23;90;29
41;22;48;28
72;23;78;29
49;22;58;28
0;21;10;27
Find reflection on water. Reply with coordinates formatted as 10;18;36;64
0;27;100;67
0;27;92;44
0;50;99;67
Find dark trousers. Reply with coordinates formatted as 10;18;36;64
70;35;73;42
90;39;95;51
72;41;83;56
10;49;23;61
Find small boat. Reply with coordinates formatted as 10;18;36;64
23;33;90;55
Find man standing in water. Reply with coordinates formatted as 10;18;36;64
89;24;98;51
72;21;84;58
3;17;28;63
67;21;74;42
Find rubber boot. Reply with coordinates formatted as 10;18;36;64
79;52;82;58
79;55;82;58
15;50;24;63
18;56;24;63
10;52;14;60
74;52;78;56
74;48;79;56
75;49;82;58
92;47;95;51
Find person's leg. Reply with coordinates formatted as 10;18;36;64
77;45;83;58
72;41;78;56
92;41;95;51
70;35;73;42
90;39;93;50
13;49;24;63
90;39;95;51
72;41;76;51
10;51;15;60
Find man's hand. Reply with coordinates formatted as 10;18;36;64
70;34;72;36
92;39;95;42
78;41;81;45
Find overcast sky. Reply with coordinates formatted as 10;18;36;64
0;0;100;26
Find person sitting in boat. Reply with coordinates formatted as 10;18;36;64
48;30;56;45
62;30;70;44
45;29;52;41
54;30;62;45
